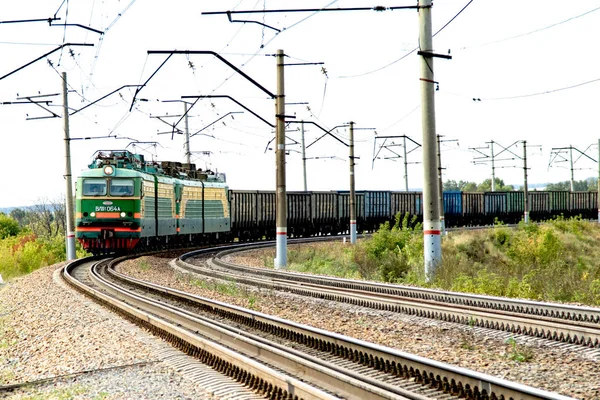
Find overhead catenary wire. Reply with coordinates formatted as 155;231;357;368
460;4;600;50
335;0;475;79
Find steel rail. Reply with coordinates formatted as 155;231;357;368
63;257;428;399
177;253;600;350
179;243;600;346
62;257;341;400
104;252;574;399
205;245;600;324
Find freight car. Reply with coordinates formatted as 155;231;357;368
75;150;230;253
229;189;599;235
76;151;600;254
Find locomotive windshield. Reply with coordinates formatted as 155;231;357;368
83;178;107;196
110;179;135;196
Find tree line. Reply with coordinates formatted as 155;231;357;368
0;197;66;240
443;177;599;192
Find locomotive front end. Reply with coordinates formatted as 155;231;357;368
76;162;142;253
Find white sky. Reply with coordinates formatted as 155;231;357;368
1;0;600;208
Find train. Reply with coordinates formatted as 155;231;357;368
75;150;599;254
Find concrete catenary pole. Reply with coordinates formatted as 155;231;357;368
436;134;445;235
490;141;496;191
62;72;76;261
597;139;600;223
569;145;575;192
349;122;357;244
523;141;529;224
274;49;287;269
403;135;409;191
419;0;442;280
301;121;307;192
184;102;191;165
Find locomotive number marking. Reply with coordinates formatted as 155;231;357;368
95;206;122;212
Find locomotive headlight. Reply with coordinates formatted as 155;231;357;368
90;212;96;217
120;212;126;217
103;165;114;175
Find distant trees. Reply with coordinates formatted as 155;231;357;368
9;208;29;227
443;178;513;192
27;196;67;238
443;177;600;192
546;178;598;191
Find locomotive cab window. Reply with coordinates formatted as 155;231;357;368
110;179;135;196
83;179;107;196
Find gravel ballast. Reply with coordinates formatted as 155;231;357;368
118;253;600;400
2;254;599;399
0;263;255;399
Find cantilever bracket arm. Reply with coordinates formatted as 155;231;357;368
226;10;280;32
147;50;275;99
288;122;349;148
71;85;143;116
0;43;94;82
183;94;274;128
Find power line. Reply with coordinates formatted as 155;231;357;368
335;0;475;79
480;76;600;101
461;5;600;50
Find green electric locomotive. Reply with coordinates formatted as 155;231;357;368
76;150;230;253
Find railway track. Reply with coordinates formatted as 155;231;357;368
176;240;600;353
63;251;575;399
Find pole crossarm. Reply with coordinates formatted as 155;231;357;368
225;10;281;32
203;5;426;16
292;122;348;148
0;43;94;82
70;84;143;116
0;17;60;24
372;135;421;164
551;146;597;165
489;140;521;160
151;115;185;135
190;111;244;138
183;94;274;128
50;22;104;35
142;50;275;111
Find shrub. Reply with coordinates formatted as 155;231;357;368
0;214;19;239
0;232;68;280
353;213;422;283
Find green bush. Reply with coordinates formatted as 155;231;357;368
0;233;69;280
0;214;19;239
353;213;422;283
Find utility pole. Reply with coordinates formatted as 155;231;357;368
372;135;421;190
62;72;76;261
301;121;307;191
274;49;287;269
403;135;409;191
490;141;496;191
419;0;442;280
598;139;600;223
349;122;357;244
569;145;575;192
523;141;529;224
436;134;444;235
436;135;458;234
184;102;191;165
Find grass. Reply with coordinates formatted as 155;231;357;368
12;385;90;400
504;337;534;363
190;277;259;310
138;258;151;271
280;216;600;307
